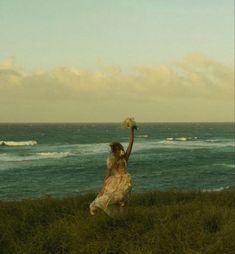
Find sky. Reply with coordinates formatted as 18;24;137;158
0;0;234;122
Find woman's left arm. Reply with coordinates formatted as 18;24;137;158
125;127;135;162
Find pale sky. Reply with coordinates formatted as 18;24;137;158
0;0;234;122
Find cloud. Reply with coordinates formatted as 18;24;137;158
131;53;233;100
1;53;233;100
0;56;16;70
0;54;234;122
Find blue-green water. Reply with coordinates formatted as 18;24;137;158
0;123;234;200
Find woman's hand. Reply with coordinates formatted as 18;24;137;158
121;117;137;129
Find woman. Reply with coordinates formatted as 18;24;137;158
89;124;136;218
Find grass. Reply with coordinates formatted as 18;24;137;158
0;188;235;254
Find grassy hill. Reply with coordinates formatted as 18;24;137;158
0;188;235;254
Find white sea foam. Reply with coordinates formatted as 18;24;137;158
159;137;234;148
159;140;175;145
0;152;73;162
214;163;235;168
160;137;195;145
128;137;235;152
0;140;37;146
165;137;198;142
202;186;230;192
205;139;219;143
136;135;149;138
36;152;72;159
175;137;187;141
76;143;109;155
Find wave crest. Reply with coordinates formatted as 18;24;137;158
36;152;72;159
0;141;37;146
136;135;149;138
0;152;73;162
159;140;175;144
202;186;230;192
165;137;198;142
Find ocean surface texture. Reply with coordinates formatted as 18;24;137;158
0;123;234;200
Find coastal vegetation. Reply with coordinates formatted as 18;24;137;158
0;188;234;254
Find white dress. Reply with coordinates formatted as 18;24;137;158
89;157;133;217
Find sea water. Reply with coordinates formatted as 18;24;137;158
0;123;234;200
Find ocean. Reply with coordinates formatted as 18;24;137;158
0;123;234;201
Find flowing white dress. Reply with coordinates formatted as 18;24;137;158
89;157;132;217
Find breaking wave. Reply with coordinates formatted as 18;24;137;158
159;137;234;148
166;137;198;141
136;135;149;138
36;152;73;159
159;137;197;145
214;163;235;168
159;140;175;145
0;141;37;146
202;186;231;192
0;152;73;162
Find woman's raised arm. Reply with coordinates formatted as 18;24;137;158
125;127;136;162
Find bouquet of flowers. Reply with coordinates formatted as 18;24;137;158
121;117;138;130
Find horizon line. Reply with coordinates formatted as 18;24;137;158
0;121;234;124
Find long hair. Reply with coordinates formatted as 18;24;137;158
109;141;125;159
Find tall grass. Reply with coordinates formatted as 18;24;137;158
0;188;234;254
